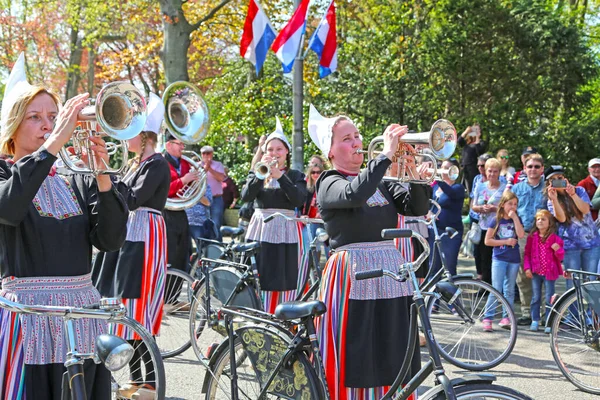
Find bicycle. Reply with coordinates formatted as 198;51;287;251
202;228;533;400
546;269;600;394
407;200;517;371
0;296;166;400
189;214;328;364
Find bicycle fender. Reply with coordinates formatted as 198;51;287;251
420;374;497;398
200;334;237;394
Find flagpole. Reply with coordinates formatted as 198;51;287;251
291;0;304;172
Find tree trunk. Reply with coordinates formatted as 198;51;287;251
65;27;84;100
159;0;193;84
87;47;95;97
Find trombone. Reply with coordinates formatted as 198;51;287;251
362;119;457;184
59;82;147;176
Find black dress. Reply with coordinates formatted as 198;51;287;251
315;154;430;395
241;169;308;313
0;148;128;399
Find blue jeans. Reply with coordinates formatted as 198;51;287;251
429;227;463;277
484;260;520;320
564;246;600;291
530;274;556;322
210;196;225;241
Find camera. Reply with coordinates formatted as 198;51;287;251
551;179;567;189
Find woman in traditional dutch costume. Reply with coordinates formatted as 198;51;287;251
308;105;430;400
92;93;170;398
241;118;309;313
0;54;128;399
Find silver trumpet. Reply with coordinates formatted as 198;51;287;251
426;165;460;181
59;82;147;176
255;160;279;180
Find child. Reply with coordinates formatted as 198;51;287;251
524;210;565;332
482;191;525;331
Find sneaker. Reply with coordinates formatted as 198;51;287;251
498;317;511;329
530;321;539;332
482;318;493;332
544;326;551;334
517;316;532;326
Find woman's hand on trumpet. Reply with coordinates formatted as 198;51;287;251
87;136;112;192
381;124;408;161
43;93;90;157
260;155;283;179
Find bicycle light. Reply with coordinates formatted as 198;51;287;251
95;334;134;371
315;228;329;242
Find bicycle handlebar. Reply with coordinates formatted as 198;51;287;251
263;212;324;225
405;199;442;227
0;296;126;320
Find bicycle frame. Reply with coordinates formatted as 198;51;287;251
0;297;128;400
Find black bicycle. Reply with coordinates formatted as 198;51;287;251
188;215;328;363
546;269;600;394
202;229;532;400
409;200;517;371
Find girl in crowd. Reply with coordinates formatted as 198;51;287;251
545;165;600;290
92;93;170;398
0;54;128;399
308;105;430;399
482;191;525;331
241;118;308;313
496;149;515;188
471;157;507;284
524;210;564;332
303;159;329;260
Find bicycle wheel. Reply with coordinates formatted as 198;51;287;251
550;288;600;394
422;382;533;399
204;327;323;400
156;268;196;358
108;316;166;400
426;278;517;371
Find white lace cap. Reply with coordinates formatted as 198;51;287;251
262;116;292;151
142;93;165;135
307;104;337;157
1;53;34;135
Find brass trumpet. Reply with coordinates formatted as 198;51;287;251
255;160;279;180
426;165;460;181
363;119;457;184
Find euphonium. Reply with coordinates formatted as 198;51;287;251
364;119;457;184
59;82;147;176
161;81;211;211
254;160;278;180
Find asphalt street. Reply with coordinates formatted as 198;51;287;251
161;255;600;400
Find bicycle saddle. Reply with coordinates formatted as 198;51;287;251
220;226;245;238
231;241;261;254
275;301;327;321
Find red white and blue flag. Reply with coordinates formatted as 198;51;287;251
307;0;337;78
271;0;311;73
240;0;277;75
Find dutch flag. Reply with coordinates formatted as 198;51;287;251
308;0;337;78
271;0;311;73
240;0;277;75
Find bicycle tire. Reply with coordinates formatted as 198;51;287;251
426;278;517;371
421;382;533;399
550;288;600;394
108;315;166;400
204;328;324;400
156;268;196;358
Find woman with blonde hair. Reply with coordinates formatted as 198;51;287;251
0;54;127;398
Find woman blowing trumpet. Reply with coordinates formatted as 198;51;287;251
0;53;128;399
308;105;431;400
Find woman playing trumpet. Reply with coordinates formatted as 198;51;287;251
308;106;431;399
0;54;128;399
241;118;308;313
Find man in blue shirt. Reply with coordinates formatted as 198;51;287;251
511;153;545;325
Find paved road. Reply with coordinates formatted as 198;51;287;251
161;255;599;399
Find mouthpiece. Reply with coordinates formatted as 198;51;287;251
43;133;51;140
355;149;367;155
